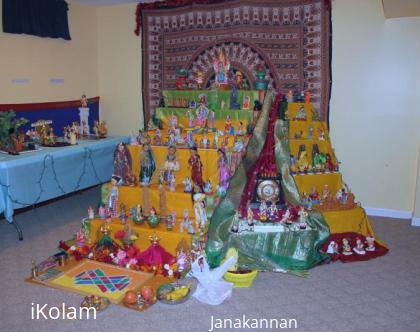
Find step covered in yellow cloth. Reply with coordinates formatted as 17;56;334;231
90;218;192;255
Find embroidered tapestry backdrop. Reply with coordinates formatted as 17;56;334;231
136;0;331;125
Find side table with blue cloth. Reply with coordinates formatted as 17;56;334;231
0;136;128;240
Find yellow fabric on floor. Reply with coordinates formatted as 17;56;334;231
90;218;192;255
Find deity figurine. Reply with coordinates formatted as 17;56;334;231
366;235;375;252
88;206;95;220
225;115;234;135
325;153;334;172
196;71;204;89
132;204;144;224
162;145;180;186
342;238;353;256
200;132;210;149
168;172;176;192
188;147;205;187
322;184;330;201
297;146;309;173
353;238;366;255
213;49;230;86
183;176;192;193
180;209;192;234
81;94;88;107
235;71;244;89
108;175;120;218
217;148;231;195
236;122;244;135
119;203;127;224
311;186;320;204
166;211;176;231
139;143;156;186
186;109;194;128
152;128;163;145
280;207;292;224
195;96;209;127
204;179;213;194
298;206;308;229
192;184;207;229
294;105;307;121
169;112;178;130
259;200;268;222
268;202;278;220
113;143;133;184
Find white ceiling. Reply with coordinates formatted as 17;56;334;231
382;0;420;18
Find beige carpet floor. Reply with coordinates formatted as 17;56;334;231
0;186;419;332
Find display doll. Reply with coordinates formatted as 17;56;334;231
186;109;194;128
236;122;244;135
162;145;180;184
268;202;278;220
169;172;176;192
325;153;334;172
298;206;308;230
169;112;178;130
139;143;156;186
231;210;239;233
176;245;189;273
195;103;209;128
113;143;133;184
80;94;88;107
297;149;309;173
294;105;306;121
200;132;210;149
133;204;144;224
318;129;326;141
152;128;163;145
98;205;106;219
98;121;108;138
366;235;375;251
280;207;292;224
88;206;95;220
310;186;320;204
342;238;353;255
166;211;176;231
192;183;207;229
148;207;159;227
353;238;366;255
208;110;215;129
225;115;234;135
290;154;297;175
247;204;254;226
108;175;120;218
119;203;127;224
183;176;192;193
304;91;312;104
322;184;330;201
217;148;231;193
308;125;314;139
188;147;204;187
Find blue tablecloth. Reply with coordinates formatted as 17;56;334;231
0;136;128;222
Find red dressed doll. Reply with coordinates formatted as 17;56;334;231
188;147;204;187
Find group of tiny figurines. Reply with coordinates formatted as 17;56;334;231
326;235;376;257
230;201;310;233
290;144;339;175
300;184;357;211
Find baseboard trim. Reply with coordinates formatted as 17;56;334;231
365;207;413;219
411;217;420;227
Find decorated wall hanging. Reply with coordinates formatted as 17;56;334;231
135;0;332;126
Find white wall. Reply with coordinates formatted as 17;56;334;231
330;0;420;214
96;3;142;135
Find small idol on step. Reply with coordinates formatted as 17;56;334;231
294;105;307;121
341;238;353;256
204;179;213;194
119;203;127;224
310;186;320;204
225;115;234;135
148;207;159;228
152;128;163;145
88;206;95;220
166;211;176;231
268;202;278;220
98;205;106;219
259;200;268;222
298;206;308;229
183;176;192;193
353;238;366;255
200;132;210;149
236;122;244;136
280;207;292;224
168;172;176;192
365;235;375;252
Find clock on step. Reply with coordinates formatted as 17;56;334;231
251;173;285;208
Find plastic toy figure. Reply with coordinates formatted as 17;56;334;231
113;143;132;184
139;143;156;186
353;238;366;255
342;238;353;256
366;235;375;251
188;147;204;187
192;184;207;229
217;148;231;194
